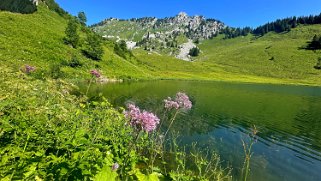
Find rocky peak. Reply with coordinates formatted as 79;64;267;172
92;12;225;60
176;12;189;20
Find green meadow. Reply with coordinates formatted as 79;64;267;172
1;4;321;85
1;1;321;180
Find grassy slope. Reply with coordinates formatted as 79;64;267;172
0;7;231;180
0;5;320;86
0;5;155;81
134;25;321;85
198;25;321;85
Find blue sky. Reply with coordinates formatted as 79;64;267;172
56;0;321;28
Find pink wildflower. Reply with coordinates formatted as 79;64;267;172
124;104;141;124
163;92;192;110
112;163;119;171
90;69;101;78
140;110;160;132
164;97;180;110
124;104;160;132
23;65;36;74
176;92;192;109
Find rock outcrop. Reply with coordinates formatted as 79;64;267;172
92;12;224;60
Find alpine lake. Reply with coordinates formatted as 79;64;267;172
84;80;321;181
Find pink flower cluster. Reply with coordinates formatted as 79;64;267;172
164;92;192;110
124;104;160;132
24;65;36;74
164;98;179;109
112;163;119;171
90;69;101;78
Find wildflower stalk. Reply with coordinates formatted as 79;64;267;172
86;69;101;96
85;77;94;97
149;109;179;173
242;125;258;181
163;109;179;139
123;92;192;178
242;139;253;181
155;109;168;134
121;131;142;179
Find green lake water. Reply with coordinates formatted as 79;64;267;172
86;80;321;181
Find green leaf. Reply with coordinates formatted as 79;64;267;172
23;163;37;178
134;170;160;181
94;165;118;181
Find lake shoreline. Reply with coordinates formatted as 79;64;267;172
72;76;321;88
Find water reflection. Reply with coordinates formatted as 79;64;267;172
84;80;321;181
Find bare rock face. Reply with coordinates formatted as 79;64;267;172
92;12;225;60
126;41;136;50
32;0;39;6
176;39;196;61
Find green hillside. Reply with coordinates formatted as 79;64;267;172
0;2;320;85
0;5;232;180
132;25;321;85
0;4;154;81
1;1;321;180
198;25;321;84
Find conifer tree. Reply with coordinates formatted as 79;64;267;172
84;32;104;60
64;18;79;48
78;11;87;26
0;0;37;14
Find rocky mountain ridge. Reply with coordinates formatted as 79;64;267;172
92;12;225;60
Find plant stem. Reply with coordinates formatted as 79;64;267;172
121;131;141;179
163;109;179;139
85;77;93;96
23;134;30;153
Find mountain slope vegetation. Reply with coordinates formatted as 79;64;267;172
89;11;321;85
0;4;156;80
197;25;321;84
0;1;320;85
131;24;321;85
1;1;321;180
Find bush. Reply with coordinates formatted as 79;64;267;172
30;69;46;80
68;55;82;68
0;0;37;14
83;32;104;60
189;47;200;57
314;57;321;70
43;0;68;16
114;40;133;60
64;18;79;48
77;11;87;26
0;68;231;180
307;34;321;50
0;77;131;180
49;63;64;79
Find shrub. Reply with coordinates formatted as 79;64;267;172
49;63;64;79
307;34;321;50
114;40;133;60
29;69;46;80
68;55;82;68
0;69;231;180
77;11;87;26
189;47;200;57
0;79;131;180
83;32;104;60
0;0;37;14
314;57;321;70
43;0;68;16
64;18;79;48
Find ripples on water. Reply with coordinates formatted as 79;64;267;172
85;80;321;181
